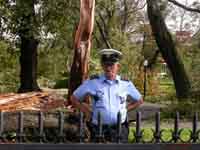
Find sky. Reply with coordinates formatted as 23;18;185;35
165;0;200;34
176;0;199;5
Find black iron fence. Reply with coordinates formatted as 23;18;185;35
0;111;200;150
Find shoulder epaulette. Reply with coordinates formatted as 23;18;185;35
121;76;129;81
90;74;99;80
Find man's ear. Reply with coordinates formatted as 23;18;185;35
117;63;121;70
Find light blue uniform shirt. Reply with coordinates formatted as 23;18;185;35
73;74;142;125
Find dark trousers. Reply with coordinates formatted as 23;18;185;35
88;123;129;143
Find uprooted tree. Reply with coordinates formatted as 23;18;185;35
67;0;95;105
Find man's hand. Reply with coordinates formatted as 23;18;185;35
127;98;143;112
70;95;92;121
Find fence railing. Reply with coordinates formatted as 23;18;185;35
0;111;199;144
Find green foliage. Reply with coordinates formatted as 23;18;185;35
0;40;20;92
53;78;68;89
173;41;200;94
37;43;71;88
161;99;200;119
0;0;160;94
53;72;69;89
89;49;102;75
35;0;80;88
0;0;79;91
40;0;79;36
189;45;200;91
0;0;198;105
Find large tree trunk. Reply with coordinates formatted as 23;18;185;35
17;0;40;93
18;37;40;93
147;0;191;98
68;0;95;105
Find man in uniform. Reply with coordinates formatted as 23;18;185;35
71;49;143;143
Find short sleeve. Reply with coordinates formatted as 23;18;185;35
73;80;91;102
127;81;142;101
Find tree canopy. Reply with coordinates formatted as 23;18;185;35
0;0;200;100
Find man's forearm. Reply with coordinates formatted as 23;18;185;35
71;95;92;114
127;98;143;112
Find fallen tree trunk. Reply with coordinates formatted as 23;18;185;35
0;92;88;141
0;92;67;131
0;92;66;131
0;92;65;112
0;111;89;143
1;111;73;131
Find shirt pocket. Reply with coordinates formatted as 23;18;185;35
117;93;127;104
94;90;105;108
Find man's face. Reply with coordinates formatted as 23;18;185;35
102;62;120;80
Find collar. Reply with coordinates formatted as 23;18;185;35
100;74;120;84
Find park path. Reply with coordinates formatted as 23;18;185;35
128;102;166;120
128;102;198;129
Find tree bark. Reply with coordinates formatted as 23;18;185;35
96;20;111;48
147;0;191;99
18;37;40;93
68;0;95;105
17;0;40;93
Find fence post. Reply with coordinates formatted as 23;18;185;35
173;111;179;143
38;111;44;143
97;111;103;142
17;111;24;143
135;111;142;143
155;112;160;143
58;111;64;143
0;112;4;142
117;112;121;143
192;112;198;143
79;111;84;143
